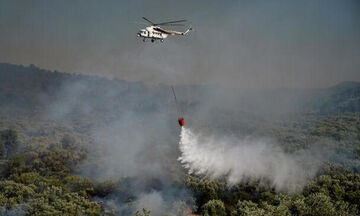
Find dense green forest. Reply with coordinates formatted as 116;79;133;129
0;63;360;215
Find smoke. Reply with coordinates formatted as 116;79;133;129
78;112;179;181
0;205;27;216
178;127;322;192
135;192;166;215
95;190;192;215
133;191;190;216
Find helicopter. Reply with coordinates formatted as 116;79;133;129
137;17;192;42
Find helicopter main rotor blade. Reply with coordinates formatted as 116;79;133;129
142;17;155;25
160;23;185;26
155;19;187;25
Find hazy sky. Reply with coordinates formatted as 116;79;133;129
1;0;359;88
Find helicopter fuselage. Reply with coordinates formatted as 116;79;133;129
137;26;168;42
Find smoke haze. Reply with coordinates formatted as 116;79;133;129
1;0;360;88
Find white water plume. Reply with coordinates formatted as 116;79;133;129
178;127;322;192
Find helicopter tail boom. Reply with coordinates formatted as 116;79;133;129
166;27;192;36
181;27;192;35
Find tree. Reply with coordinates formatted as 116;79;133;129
261;203;290;216
1;129;19;157
304;193;336;216
185;176;225;209
135;208;151;216
0;139;6;159
0;180;35;206
202;200;226;216
234;200;264;216
61;134;77;150
93;180;116;197
5;155;27;176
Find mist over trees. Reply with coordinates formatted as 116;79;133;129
0;63;359;215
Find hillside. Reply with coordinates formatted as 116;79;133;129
0;63;360;215
1;63;359;120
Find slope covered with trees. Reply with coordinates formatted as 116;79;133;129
0;63;359;215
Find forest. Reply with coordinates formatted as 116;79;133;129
0;63;360;215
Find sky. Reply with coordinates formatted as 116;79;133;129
0;0;359;88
